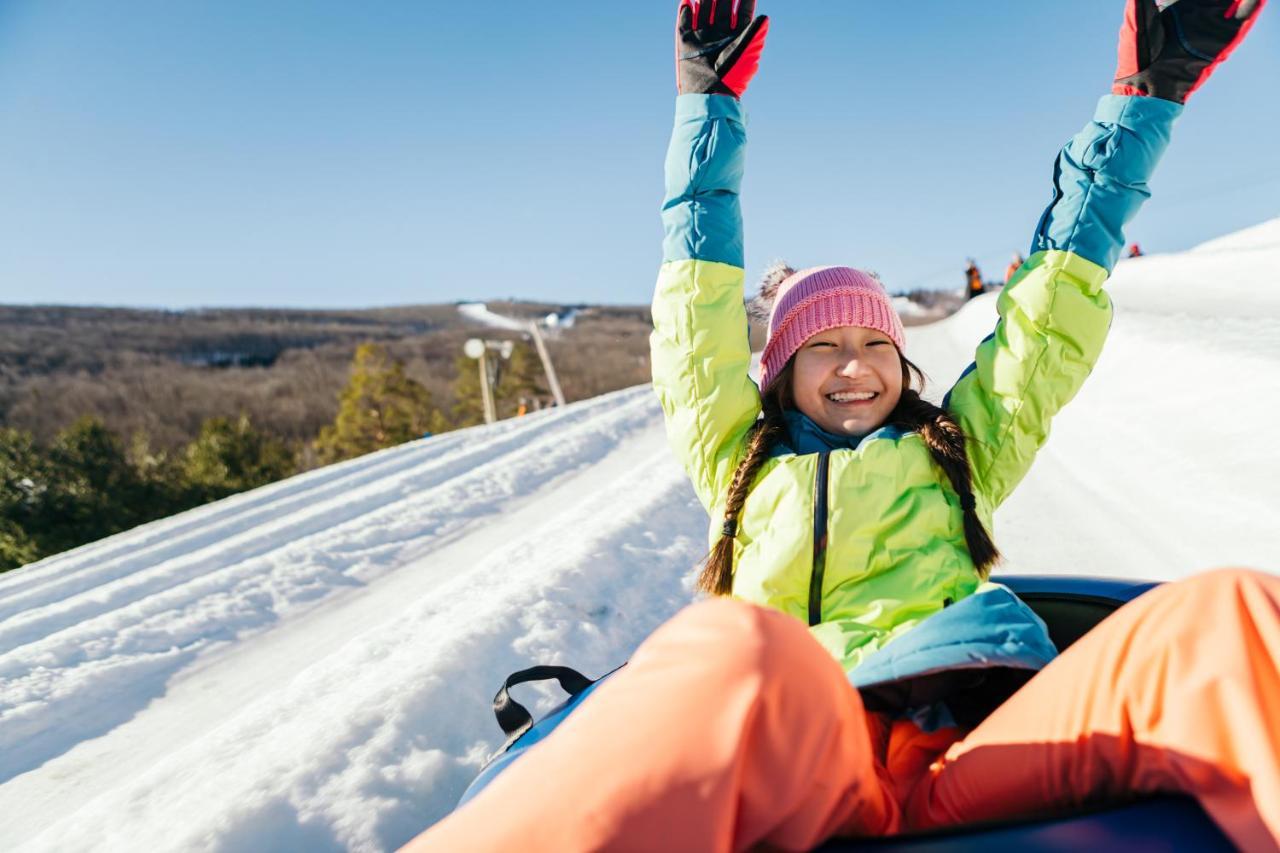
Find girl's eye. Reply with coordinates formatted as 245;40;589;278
867;340;890;347
809;341;835;348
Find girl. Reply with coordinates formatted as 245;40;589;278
406;1;1278;850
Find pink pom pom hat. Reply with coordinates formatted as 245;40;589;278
758;266;906;390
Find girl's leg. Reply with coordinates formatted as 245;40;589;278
402;598;899;853
907;568;1280;852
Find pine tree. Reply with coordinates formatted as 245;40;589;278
39;417;147;557
316;343;447;463
126;430;193;521
452;350;487;428
1;416;300;572
0;427;44;570
183;415;295;500
500;342;548;419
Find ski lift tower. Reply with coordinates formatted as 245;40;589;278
525;319;567;408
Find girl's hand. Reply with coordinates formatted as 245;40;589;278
1113;0;1267;102
675;0;769;98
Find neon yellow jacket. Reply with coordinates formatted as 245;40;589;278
651;94;1178;672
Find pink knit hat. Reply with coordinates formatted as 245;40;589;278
758;266;906;391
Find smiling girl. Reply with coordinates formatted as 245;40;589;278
405;2;1278;850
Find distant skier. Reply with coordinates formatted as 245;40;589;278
1004;251;1025;285
964;258;985;299
411;2;1279;851
1128;241;1144;257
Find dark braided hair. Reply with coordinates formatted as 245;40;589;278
696;354;1000;596
696;372;791;595
890;360;1000;577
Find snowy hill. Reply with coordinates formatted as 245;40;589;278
3;220;1279;851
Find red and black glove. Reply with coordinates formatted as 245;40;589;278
675;0;769;98
1113;0;1267;103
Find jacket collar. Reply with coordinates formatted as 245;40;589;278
780;410;867;454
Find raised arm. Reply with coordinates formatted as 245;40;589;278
944;0;1265;510
650;1;770;513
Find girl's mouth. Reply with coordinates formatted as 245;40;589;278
826;391;878;405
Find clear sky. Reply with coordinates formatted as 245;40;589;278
1;1;1277;308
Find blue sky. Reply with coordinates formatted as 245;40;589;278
1;1;1276;308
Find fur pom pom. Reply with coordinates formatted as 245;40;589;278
748;260;796;323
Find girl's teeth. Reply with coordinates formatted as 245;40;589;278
828;392;876;402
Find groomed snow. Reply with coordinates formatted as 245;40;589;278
2;219;1278;851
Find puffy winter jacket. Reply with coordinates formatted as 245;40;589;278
651;93;1180;676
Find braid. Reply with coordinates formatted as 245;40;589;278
891;374;1001;578
698;394;788;595
697;264;799;596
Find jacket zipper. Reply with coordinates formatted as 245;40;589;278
808;451;831;627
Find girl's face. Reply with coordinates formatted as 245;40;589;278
790;325;903;437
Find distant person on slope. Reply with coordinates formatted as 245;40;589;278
407;1;1277;850
1129;241;1145;257
1004;251;1025;284
964;258;985;299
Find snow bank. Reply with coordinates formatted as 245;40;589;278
455;302;529;331
1190;216;1280;253
1101;215;1280;320
457;302;577;333
891;295;928;319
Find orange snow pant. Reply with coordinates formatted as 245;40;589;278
404;568;1280;852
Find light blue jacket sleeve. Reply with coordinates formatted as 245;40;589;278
943;95;1181;508
1030;94;1182;273
651;94;759;513
661;94;746;266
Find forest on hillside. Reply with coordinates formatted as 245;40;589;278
0;302;653;450
0;301;654;570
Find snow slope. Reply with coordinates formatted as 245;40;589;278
2;219;1278;851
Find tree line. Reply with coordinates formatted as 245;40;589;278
1;341;548;571
1;304;655;453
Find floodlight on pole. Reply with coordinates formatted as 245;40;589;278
464;337;516;425
464;337;497;424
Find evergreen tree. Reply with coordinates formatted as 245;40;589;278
10;417;150;562
127;430;195;522
183;415;295;501
452;350;487;427
316;343;447;463
0;427;44;570
1;416;299;573
1;420;165;570
501;342;548;418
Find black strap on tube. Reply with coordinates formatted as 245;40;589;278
493;665;595;740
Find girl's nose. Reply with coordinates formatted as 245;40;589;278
836;356;868;377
